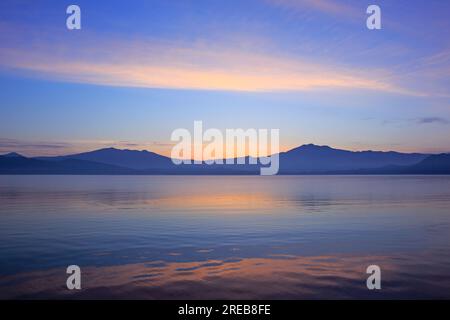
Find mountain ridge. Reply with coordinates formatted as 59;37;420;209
36;147;171;170
1;144;448;175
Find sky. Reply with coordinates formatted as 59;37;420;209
0;0;449;156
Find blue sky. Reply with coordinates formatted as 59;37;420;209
0;0;449;156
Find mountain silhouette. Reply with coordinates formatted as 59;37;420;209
37;147;173;170
0;153;134;174
1;144;449;175
278;144;428;173
406;153;450;174
2;152;25;158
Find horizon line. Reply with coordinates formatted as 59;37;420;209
2;143;448;161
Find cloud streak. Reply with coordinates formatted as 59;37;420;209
0;138;174;157
417;117;449;125
267;0;361;21
0;27;414;95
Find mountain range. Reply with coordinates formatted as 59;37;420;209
1;144;449;175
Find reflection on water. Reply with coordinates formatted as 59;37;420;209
1;175;450;299
3;252;450;299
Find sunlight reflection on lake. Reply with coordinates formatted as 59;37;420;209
1;175;450;299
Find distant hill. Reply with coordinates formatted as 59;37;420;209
0;145;448;175
0;153;134;174
37;147;173;170
1;152;25;158
404;153;450;174
313;153;450;175
278;144;428;173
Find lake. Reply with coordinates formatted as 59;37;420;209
1;175;450;299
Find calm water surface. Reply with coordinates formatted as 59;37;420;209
1;175;450;299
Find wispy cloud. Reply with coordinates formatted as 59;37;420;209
417;117;449;125
0;138;73;156
0;138;173;157
0;24;415;95
379;116;450;127
266;0;361;21
0;138;70;150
